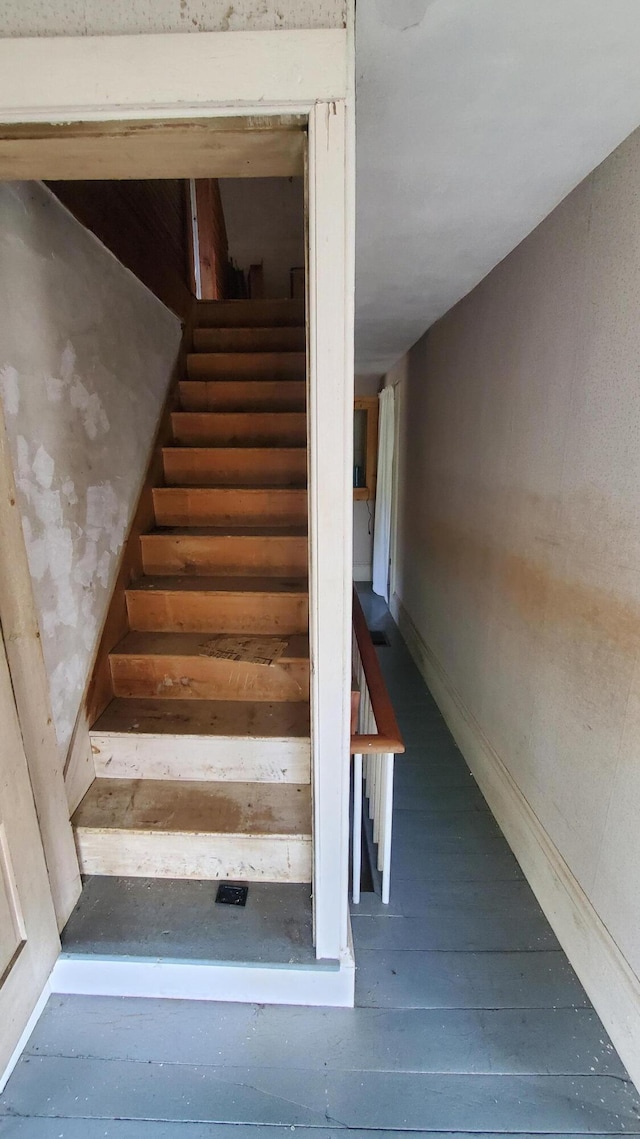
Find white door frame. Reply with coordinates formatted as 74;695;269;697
0;26;354;966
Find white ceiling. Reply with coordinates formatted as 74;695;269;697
355;0;640;374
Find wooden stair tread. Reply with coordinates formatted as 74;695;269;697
127;575;308;595
157;483;307;491
178;380;306;413
111;630;309;660
195;299;305;327
91;697;310;739
146;525;308;538
192;327;305;352
73;778;312;838
163;447;306;457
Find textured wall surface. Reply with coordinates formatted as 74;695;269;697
0;182;181;749
220;177;304;300
0;0;346;35
392;126;640;978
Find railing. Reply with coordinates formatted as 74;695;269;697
351;587;405;905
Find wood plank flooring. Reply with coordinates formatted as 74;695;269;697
3;586;639;1135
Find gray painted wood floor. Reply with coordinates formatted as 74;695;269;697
2;586;639;1137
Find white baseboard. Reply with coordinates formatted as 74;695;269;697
0;980;51;1094
393;592;640;1093
50;947;355;1008
353;564;372;582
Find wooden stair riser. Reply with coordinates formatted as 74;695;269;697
74;830;312;882
126;587;309;635
141;534;308;577
196;298;305;328
187;352;305;381
171;411;307;448
163;447;307;488
110;654;310;702
153;488;308;528
178;380;306;413
90;732;311;783
193;326;306;353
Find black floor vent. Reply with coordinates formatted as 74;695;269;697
369;629;390;647
216;883;248;907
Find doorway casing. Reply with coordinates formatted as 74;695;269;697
0;23;355;1076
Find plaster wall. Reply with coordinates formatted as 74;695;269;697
0;181;181;751
391;127;640;980
0;0;346;35
220;178;305;301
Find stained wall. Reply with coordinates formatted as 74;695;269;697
0;181;181;750
391;126;640;979
0;0;346;35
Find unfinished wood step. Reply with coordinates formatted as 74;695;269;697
126;575;309;634
140;527;308;577
109;631;310;702
90;698;311;782
179;380;306;413
171;411;307;447
193;326;306;353
196;298;305;328
153;487;308;528
163;447;307;488
187;352;305;382
72;778;312;881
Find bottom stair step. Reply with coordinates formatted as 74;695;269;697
90;698;311;783
72;778;312;883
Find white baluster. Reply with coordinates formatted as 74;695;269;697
381;753;395;903
352;751;362;904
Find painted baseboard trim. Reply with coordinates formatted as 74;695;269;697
50;946;355;1008
392;591;640;1093
352;564;372;582
0;980;51;1094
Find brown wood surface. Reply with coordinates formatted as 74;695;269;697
178;380;306;413
85;305;196;728
126;577;308;635
187;351;306;381
194;179;228;301
91;696;311;739
2;118;305;180
193;326;306;353
153;486;308;527
163;446;307;487
110;631;309;702
350;588;405;755
195;298;305;327
171;411;307;447
73;778;311;836
354;396;380;502
140;530;308;577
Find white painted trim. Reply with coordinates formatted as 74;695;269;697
307;99;354;962
353;563;373;582
51;949;355;1008
393;593;640;1094
0;30;347;124
90;731;310;783
0;980;51;1095
188;179;203;300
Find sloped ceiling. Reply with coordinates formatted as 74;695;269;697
355;0;640;373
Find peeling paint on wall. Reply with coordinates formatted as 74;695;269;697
0;0;346;36
0;181;181;749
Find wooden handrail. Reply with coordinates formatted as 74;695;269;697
350;587;405;755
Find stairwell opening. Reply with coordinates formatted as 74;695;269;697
0;121;331;989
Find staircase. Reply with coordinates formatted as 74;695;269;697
73;299;312;885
